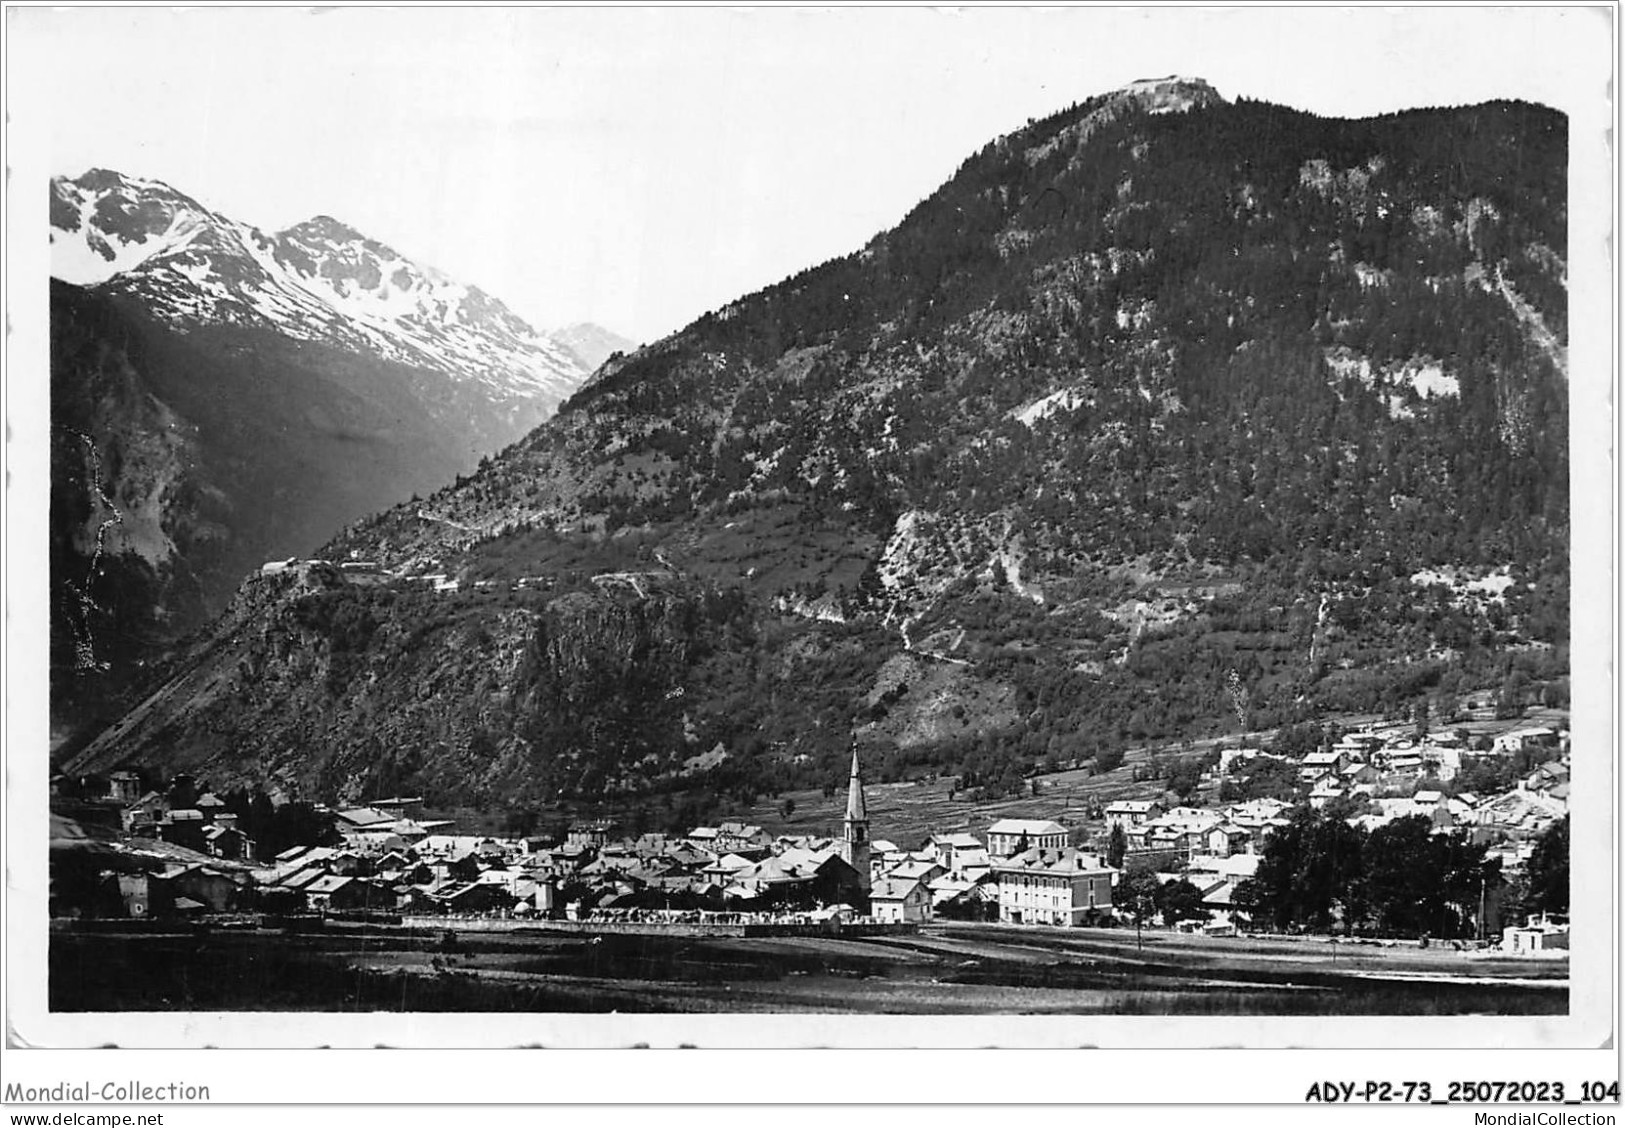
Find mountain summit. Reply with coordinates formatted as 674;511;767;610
1115;75;1224;113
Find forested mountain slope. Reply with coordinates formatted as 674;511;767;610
67;80;1569;815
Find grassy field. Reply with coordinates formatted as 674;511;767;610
51;919;1565;1017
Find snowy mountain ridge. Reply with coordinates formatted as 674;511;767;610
50;168;596;404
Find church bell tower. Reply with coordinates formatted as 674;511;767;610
841;742;871;892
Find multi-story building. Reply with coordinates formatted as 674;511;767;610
1103;800;1164;833
993;847;1115;927
986;818;1068;858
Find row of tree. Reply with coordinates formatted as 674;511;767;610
1232;809;1567;939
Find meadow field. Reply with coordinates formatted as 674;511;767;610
50;919;1565;1017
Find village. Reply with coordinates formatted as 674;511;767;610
50;709;1572;958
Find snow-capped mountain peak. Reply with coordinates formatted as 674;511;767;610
50;169;219;285
49;168;596;406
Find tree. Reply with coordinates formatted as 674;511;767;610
1364;816;1439;937
1106;823;1127;869
1167;757;1204;801
1495;670;1529;719
779;797;797;821
1156;878;1211;925
1117;863;1161;927
1094;746;1126;773
1523;815;1569;916
1247;807;1367;933
1230;877;1264;927
1365;817;1496;939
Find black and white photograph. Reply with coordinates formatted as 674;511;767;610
3;1;1616;1094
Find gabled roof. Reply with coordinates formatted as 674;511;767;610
950;851;993;873
885;859;944;881
702;852;756;872
869;877;924;901
777;845;838;869
306;875;355;895
433;881;488;902
277;867;330;891
987;818;1068;836
994;847;1112;876
334;807;396;827
1186;852;1260;879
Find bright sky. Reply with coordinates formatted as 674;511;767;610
8;5;1611;344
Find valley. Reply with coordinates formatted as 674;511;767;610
46;75;1575;1020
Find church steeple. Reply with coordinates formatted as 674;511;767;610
845;743;868;823
841;742;871;892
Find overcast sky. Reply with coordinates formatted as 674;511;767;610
9;5;1611;344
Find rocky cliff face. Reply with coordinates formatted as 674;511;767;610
67;82;1570;809
48;172;618;744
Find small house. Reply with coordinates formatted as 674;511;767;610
868;877;931;924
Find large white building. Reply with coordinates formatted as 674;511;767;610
993;847;1116;927
986;818;1068;858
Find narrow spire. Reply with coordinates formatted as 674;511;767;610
845;743;867;823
